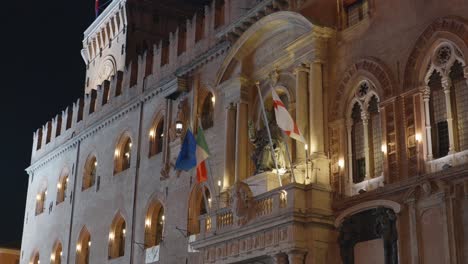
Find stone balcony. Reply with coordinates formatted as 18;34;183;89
191;183;335;263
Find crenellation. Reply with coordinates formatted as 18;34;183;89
55;114;62;137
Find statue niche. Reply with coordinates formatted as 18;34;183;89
249;91;289;174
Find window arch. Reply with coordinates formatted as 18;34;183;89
56;170;69;204
82;155;97;190
35;188;47;215
144;200;165;248
201;92;214;129
50;241;62;264
149;118;164;157
114;134;132;174
187;184;211;235
76;227;91;264
422;41;468;159
108;213;126;259
346;80;383;193
30;251;40;264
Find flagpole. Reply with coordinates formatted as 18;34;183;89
281;131;297;183
256;82;282;187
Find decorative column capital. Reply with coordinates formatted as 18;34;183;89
419;85;431;100
441;75;452;91
293;63;309;74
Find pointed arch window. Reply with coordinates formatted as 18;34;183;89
76;227;91;264
114;135;132;174
347;81;384;193
35;189;47;215
83;155;97;190
201;92;214;129
149;118;164;157
144;201;165;248
422;42;468;159
108;214;126;259
56;174;69;204
50;241;62;264
187;185;211;235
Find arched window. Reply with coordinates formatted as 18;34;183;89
347;81;383;193
144;201;165;248
30;251;40;264
423;42;467;158
56;174;68;204
82;155;97;190
149;118;164;157
108;214;126;259
114;135;132;174
201;92;214;129
76;227;91;264
35;189;47;215
50;241;62;264
187;185;211;235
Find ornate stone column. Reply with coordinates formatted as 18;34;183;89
294;63;309;163
346;120;354;195
235;100;248;182
420;85;433;160
288;250;306;264
309;60;330;185
272;253;288;264
224;103;236;190
361;110;372;180
441;75;456;153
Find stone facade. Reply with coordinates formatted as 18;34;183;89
21;0;468;263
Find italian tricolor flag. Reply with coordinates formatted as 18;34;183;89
196;125;210;183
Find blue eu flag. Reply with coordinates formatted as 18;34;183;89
175;129;197;171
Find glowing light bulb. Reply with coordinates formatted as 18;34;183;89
76;244;81;252
36;194;41;201
338;159;345;169
415;133;422;143
114;150;120;157
305;144;308;151
162;215;165;221
217;180;222;187
51;254;55;261
211;96;216;104
94;161;98;167
145;218;151;227
88;241;91;247
60;251;62;257
109;232;115;240
149;130;155;137
122;229;126;236
57;183;62;189
66;178;69;183
129;142;133;148
381;144;387;153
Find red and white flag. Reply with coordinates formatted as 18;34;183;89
271;89;306;143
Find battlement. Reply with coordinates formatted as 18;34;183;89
31;0;257;162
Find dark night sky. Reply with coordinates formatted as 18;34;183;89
0;1;95;246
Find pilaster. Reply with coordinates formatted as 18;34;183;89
420;85;433;160
294;63;309;163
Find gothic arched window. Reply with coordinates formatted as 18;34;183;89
187;185;211;235
35;188;47;215
201;93;214;129
149;118;164;157
30;252;40;264
51;241;62;264
83;155;97;190
76;227;91;264
144;201;165;248
108;214;126;259
114;135;132;174
56;172;68;204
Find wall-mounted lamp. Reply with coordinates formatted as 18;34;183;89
381;144;387;154
149;130;155;138
109;232;115;241
175;121;184;137
338;159;345;169
145;218;151;228
57;183;62;189
415;133;422;143
76;244;82;252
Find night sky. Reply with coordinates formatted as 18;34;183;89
0;1;95;246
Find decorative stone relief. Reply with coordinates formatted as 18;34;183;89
230;182;255;225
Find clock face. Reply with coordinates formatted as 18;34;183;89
97;59;115;84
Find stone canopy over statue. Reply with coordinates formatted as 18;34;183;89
249;111;287;174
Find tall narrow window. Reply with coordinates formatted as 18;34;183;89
114;135;132;174
195;11;205;42
35;189;47;215
187;185;211;235
214;0;225;29
108;214;126;259
51;241;62;264
76;227;91;264
351;103;366;183
56;175;68;204
83;155;97;190
428;70;449;158
149;118;164;157
201;93;214;129
144;201;165;248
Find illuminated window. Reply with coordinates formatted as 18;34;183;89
108;214;126;259
114;135;132;174
76;227;91;264
144;201;165;248
56;174;68;204
82;155;97;190
35;189;47;215
149;118;164;157
187;185;211;235
50;241;62;264
30;251;40;264
201;92;214;129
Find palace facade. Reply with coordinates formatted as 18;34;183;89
22;0;468;263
